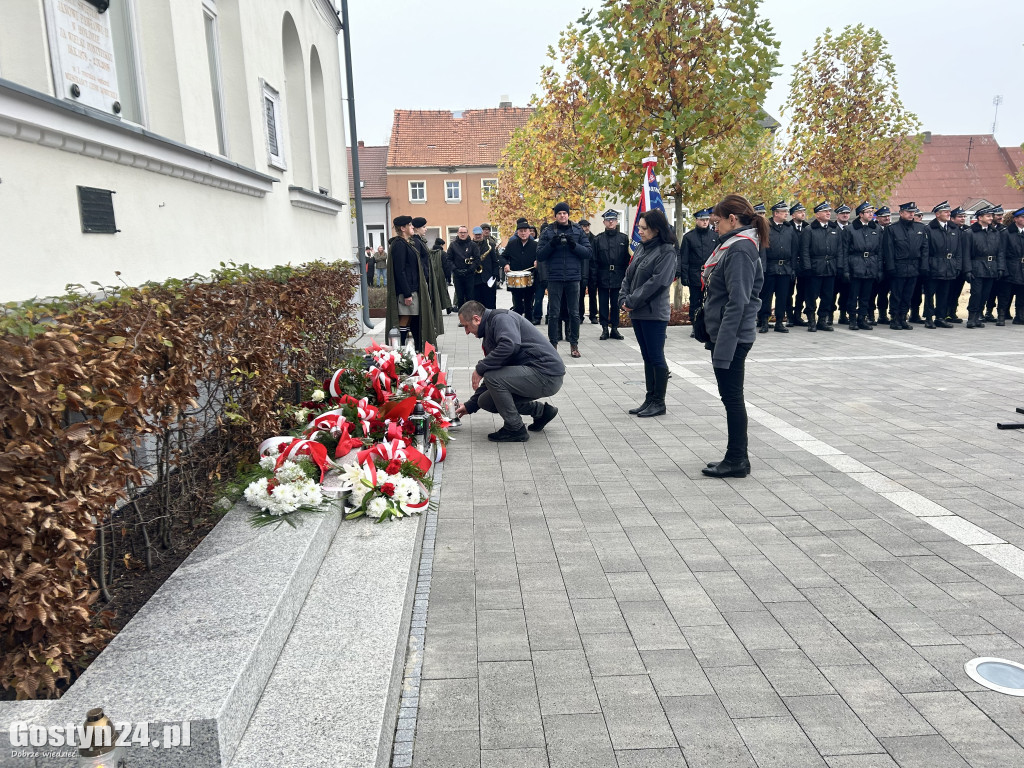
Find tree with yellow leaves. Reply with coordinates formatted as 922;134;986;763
782;24;922;207
490;30;600;240
571;0;779;239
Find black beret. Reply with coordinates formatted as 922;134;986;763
393;215;413;228
411;216;427;228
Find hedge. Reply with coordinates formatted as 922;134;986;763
0;261;360;699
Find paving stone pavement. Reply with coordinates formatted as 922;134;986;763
407;292;1024;768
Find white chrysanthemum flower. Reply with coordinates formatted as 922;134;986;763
275;460;308;484
311;389;325;402
396;477;419;503
259;455;277;471
368;497;389;518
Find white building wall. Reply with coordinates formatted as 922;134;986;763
0;0;352;302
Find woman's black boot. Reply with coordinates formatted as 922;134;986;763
629;363;654;414
637;366;669;417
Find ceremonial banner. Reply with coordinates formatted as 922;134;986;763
629;156;667;256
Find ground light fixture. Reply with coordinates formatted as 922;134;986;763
964;657;1024;696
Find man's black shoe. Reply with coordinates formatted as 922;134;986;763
702;460;750;478
610;328;624;340
935;318;953;328
488;425;529;442
983;312;997;322
774;322;789;333
947;315;963;323
589;316;599;324
599;327;610;340
528;403;558;432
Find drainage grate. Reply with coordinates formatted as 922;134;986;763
965;657;1024;696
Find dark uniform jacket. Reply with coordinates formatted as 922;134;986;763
389;236;420;298
501;236;538;272
447;237;481;277
1000;225;1024;284
473;238;501;286
883;218;928;278
678;226;718;285
840;219;883;280
536;222;593;282
963;223;1005;280
800;219;842;276
925;218;964;280
592;228;631;287
412;235;432;289
763;220;798;276
787;220;809;273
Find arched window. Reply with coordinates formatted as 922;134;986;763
282;13;311;188
309;46;332;195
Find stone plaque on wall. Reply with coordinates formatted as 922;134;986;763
43;0;120;114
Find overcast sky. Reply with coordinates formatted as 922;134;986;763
345;0;1024;150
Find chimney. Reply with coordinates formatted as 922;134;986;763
358;140;365;147
499;94;511;108
923;131;931;144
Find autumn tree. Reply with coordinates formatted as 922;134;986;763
490;30;600;238
782;24;922;207
707;123;792;210
1008;144;1024;190
568;0;779;239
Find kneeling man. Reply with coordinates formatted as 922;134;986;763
455;300;564;442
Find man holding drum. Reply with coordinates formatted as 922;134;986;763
502;217;538;317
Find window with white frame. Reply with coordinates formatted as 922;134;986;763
108;0;145;124
261;79;286;170
409;180;426;202
202;0;228;155
447;226;461;242
445;180;461;202
481;178;497;201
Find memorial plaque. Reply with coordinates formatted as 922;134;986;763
44;0;120;114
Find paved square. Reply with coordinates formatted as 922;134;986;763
408;294;1024;768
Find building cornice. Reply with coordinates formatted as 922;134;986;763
289;185;346;214
0;78;276;197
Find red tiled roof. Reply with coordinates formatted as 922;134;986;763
889;134;1024;211
347;144;389;199
387;108;534;168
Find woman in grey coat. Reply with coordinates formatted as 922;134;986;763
619;208;679;417
701;195;765;478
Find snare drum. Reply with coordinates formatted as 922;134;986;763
506;270;533;288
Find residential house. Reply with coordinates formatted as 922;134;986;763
386;102;533;247
889;133;1024;221
347;140;390;252
0;0;351;302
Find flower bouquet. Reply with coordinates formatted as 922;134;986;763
339;454;433;523
243;454;327;528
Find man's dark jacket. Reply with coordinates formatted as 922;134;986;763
963;222;1005;279
536;222;592;281
592;227;631;287
501;236;538;272
678;225;718;285
1002;225;1024;284
447;237;480;276
840;219;883;280
925;218;964;280
763;220;798;276
800;219;842;276
883;217;928;278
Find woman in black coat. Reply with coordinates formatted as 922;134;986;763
386;215;420;345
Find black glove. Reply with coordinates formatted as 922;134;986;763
998;269;1007;279
566;237;577;252
965;272;974;282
